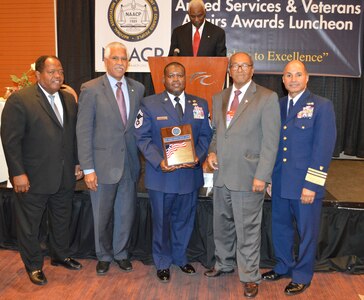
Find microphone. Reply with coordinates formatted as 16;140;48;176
173;48;180;56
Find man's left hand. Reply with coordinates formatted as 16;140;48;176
301;188;316;204
252;178;266;192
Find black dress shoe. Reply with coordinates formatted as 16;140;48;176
96;261;110;275
204;268;234;277
157;269;170;282
115;259;133;272
51;257;82;270
27;269;47;286
243;282;258;298
284;281;311;295
179;263;196;275
262;270;288;281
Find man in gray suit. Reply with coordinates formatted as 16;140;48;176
77;42;145;275
204;52;280;298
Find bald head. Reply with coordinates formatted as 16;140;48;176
188;0;205;11
283;60;308;75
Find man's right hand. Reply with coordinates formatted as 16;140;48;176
84;172;98;191
12;174;30;193
207;152;219;170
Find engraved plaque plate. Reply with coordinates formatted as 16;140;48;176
161;124;196;166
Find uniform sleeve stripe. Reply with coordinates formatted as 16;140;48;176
305;173;326;186
307;168;327;177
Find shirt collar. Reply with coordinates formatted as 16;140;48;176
167;91;185;104
106;73;127;87
192;20;205;35
289;89;305;105
38;83;59;98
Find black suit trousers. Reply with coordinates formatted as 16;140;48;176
13;183;74;271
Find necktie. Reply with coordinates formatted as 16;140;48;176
174;97;183;120
48;94;63;126
116;82;127;125
229;90;242;113
288;99;294;116
193;29;200;57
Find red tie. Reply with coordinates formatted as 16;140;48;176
116;82;127;125
230;90;242;113
193;30;200;57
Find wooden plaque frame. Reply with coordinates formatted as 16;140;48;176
161;124;196;166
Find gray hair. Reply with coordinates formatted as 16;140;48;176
104;42;128;59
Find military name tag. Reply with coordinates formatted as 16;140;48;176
161;124;196;166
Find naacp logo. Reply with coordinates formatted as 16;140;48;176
108;0;159;42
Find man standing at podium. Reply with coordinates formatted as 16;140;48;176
168;0;226;57
205;52;280;298
134;62;212;283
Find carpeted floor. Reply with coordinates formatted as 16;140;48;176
325;159;364;203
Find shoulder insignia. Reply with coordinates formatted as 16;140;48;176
134;110;143;128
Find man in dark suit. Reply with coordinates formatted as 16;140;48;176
262;60;337;296
77;42;145;275
168;0;226;57
134;62;212;282
204;52;281;298
1;56;83;286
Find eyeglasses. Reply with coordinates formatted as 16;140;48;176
229;63;253;71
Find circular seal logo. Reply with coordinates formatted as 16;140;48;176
108;0;159;42
171;127;181;136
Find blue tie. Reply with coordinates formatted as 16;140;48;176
288;99;294;116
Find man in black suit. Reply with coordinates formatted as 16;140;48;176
1;56;83;286
168;0;226;57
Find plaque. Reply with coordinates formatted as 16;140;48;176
161;124;196;166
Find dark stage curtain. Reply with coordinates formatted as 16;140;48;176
1;189;363;274
57;0;364;157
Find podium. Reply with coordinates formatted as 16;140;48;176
148;57;228;113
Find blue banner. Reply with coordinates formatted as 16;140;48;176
171;0;363;77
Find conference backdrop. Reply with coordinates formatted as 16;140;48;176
95;0;363;76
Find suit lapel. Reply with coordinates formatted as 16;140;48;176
125;78;137;130
183;94;196;123
285;90;311;123
160;91;180;123
281;97;289;123
184;23;194;56
199;22;212;56
59;91;67;126
221;87;231;129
